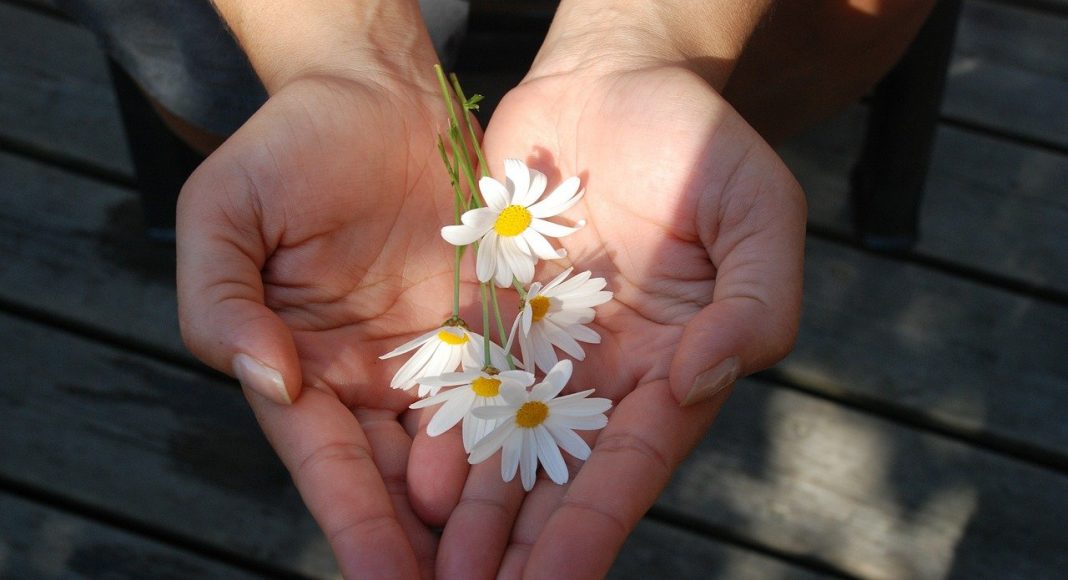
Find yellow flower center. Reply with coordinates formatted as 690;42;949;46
471;376;502;397
437;330;469;345
528;295;551;322
494;205;532;237
515;401;549;428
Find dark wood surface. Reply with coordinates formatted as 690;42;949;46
1;0;1066;578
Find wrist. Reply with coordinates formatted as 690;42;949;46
212;0;440;94
528;0;773;90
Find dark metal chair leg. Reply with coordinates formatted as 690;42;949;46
851;0;963;253
107;59;204;243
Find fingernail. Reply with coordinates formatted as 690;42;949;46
682;356;740;407
233;353;291;404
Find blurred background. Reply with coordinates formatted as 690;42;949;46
1;0;1066;578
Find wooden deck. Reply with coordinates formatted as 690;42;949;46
2;0;1067;578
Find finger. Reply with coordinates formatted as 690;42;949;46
436;457;525;580
497;471;568;578
407;407;469;526
670;159;806;406
355;408;438;577
521;380;729;579
176;164;300;405
245;384;422;579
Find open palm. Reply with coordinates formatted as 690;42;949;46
432;65;807;578
177;74;498;578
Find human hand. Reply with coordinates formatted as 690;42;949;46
174;0;500;572
431;4;806;578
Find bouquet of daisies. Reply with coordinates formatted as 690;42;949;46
379;67;613;491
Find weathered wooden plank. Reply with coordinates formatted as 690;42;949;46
0;312;832;580
6;146;1068;465
615;520;829;580
0;150;187;359
795;238;1068;458
2;0;1066;180
0;493;264;579
0;2;131;176
947;0;1068;148
663;380;1068;579
3;309;1067;579
781;106;1068;295
0;313;338;577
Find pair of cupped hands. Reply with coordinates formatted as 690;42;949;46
175;32;805;579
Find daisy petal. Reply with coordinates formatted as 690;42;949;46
530;327;560;373
518;328;534;374
505;313;522;355
549;397;613;416
462;337;485;368
534;426;569;485
476;232;499;283
510;231;534;257
469;421;515;464
545;421;592;460
500;383;527;406
471;404;519;421
479;176;510;210
531;218;584;238
499;370;536;387
548;309;595;327
501;240;535;285
379;329;437;359
442;223;488;246
553;413;609;431
528;176;582;218
389;338;440;389
501;428;523;481
464;397;500;451
542;320;587;360
521;230;566;260
521;301;534;334
504;159;531;205
541;267;575;294
426;390;475;436
566;324;602;344
420;369;482;387
557;291;614;309
526;169;548;204
568;322;602;346
460;207;499;229
547;270;594;296
408;388;458;409
486;340;512;370
532;359;572;400
520;429;538;491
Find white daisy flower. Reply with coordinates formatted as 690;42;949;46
441;159;585;287
379;324;508;396
410;367;536;451
509;268;613;373
468;360;612;491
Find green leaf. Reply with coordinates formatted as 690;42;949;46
464;94;484;111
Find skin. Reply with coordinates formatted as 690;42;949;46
177;0;933;578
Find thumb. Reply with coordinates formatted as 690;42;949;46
668;295;798;407
176;167;301;405
669;189;806;406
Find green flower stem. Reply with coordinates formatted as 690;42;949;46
450;73;489;177
488;284;516;370
437;136;465;317
448;127;483;208
480;282;492;368
435;65;482;208
437;137;464;219
512;278;528;302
